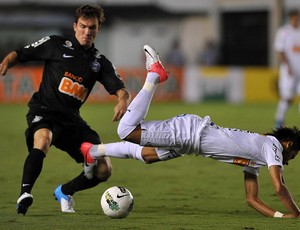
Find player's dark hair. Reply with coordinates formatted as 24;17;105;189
75;4;105;27
288;9;299;17
265;127;300;151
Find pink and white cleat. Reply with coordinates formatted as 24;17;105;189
143;44;168;83
80;142;96;179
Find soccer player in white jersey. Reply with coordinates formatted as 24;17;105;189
274;9;300;128
81;45;300;218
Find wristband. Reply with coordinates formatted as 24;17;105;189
274;211;284;218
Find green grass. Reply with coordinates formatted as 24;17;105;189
1;102;300;230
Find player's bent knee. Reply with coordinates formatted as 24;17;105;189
117;124;141;144
141;147;161;164
117;123;131;140
94;157;112;181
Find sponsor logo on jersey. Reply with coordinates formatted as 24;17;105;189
59;77;88;102
272;143;280;162
32;115;43;123
292;45;300;53
25;36;50;48
94;50;101;59
64;71;83;82
63;54;74;58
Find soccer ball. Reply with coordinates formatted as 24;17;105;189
100;186;134;219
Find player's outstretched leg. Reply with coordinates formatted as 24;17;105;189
81;141;145;162
80;141;182;164
117;45;168;140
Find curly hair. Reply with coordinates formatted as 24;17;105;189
75;4;105;27
265;127;300;151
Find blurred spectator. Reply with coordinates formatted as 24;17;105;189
166;39;186;67
196;40;220;66
274;9;300;128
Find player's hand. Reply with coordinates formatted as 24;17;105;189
282;213;300;218
0;62;8;76
287;65;293;77
112;99;128;121
113;88;131;122
0;51;19;76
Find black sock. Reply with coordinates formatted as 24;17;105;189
61;172;103;195
20;148;45;195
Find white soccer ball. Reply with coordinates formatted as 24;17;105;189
100;186;134;219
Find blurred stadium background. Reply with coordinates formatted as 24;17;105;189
0;0;299;104
2;2;300;228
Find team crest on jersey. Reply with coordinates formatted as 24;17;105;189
63;40;74;50
90;60;101;72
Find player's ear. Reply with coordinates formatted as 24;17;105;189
286;141;293;149
281;141;292;149
73;22;77;32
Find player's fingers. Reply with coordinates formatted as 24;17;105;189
112;110;126;122
113;105;127;121
112;112;120;122
0;63;7;76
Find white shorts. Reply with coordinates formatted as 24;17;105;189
140;114;211;155
278;64;300;100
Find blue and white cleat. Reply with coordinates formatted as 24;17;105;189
54;185;75;213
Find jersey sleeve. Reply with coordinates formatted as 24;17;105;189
15;36;55;63
98;56;125;94
263;137;283;169
274;27;286;52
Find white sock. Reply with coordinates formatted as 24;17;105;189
117;72;160;139
90;142;145;163
275;99;289;123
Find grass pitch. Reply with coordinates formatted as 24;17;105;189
1;102;300;230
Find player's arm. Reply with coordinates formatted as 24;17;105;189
274;28;293;76
0;51;18;76
112;88;131;122
244;171;279;217
268;165;300;218
278;51;288;64
278;51;293;76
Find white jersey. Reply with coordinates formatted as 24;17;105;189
200;122;283;176
140;114;283;176
274;24;300;75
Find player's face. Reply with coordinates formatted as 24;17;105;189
282;149;298;165
290;14;299;28
74;17;99;48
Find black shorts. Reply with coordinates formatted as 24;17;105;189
25;109;101;163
